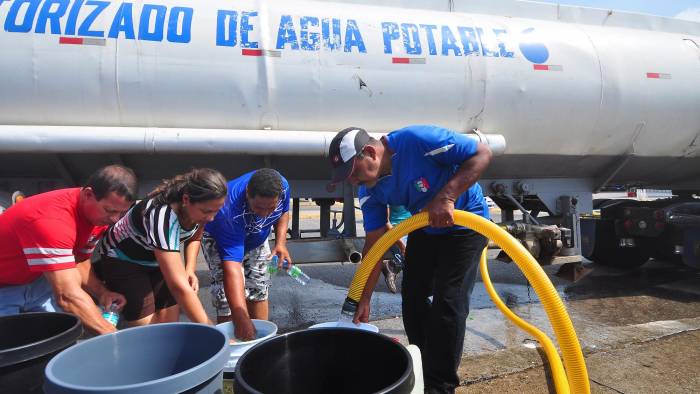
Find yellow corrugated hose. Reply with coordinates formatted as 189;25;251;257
479;248;569;394
344;210;590;394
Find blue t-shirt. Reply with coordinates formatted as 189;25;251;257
204;171;290;262
359;125;489;234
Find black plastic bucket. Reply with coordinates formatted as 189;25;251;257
0;312;82;394
235;327;414;394
44;323;229;394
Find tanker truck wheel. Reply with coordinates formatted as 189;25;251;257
584;219;650;268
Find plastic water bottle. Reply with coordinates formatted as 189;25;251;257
287;265;310;286
269;256;310;285
102;302;120;327
268;255;280;274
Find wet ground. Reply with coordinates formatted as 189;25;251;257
193;255;700;393
192;202;700;392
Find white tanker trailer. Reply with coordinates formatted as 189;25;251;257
1;0;699;269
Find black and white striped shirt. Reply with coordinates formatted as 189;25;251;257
98;198;199;267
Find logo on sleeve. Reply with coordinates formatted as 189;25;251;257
413;177;429;193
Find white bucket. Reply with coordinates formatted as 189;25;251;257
309;320;379;333
216;319;278;372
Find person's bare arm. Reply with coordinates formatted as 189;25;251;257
270;211;292;267
76;258;126;311
44;268;117;334
222;260;256;340
424;143;492;228
183;227;204;292
156;249;211;324
353;224;390;323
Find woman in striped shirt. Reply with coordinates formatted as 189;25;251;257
99;168;227;326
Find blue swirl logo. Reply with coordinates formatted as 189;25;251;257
519;28;549;64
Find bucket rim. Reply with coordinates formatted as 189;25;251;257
216;318;278;346
0;312;82;368
44;322;229;394
234;327;414;394
217;319;279;373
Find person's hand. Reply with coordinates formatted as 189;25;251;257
99;290;126;312
270;245;293;270
423;195;455;228
353;296;371;324
186;271;199;292
234;317;257;341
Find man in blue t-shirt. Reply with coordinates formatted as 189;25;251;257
201;169;291;341
329;126;492;394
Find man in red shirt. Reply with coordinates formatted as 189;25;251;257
0;165;137;334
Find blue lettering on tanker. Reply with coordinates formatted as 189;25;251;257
275;14;365;52
78;1;107;37
380;21;521;59
108;2;134;39
420;24;438;55
401;24;420;54
166;7;191;43
343;19;365;53
300;16;319;50
216;10;259;48
5;0;41;32
457;26;480;56
476;27;499;57
36;0;68;34
65;0;84;35
216;10;237;47
139;4;166;41
322;18;342;51
441;25;461;56
493;28;514;57
276;14;299;50
0;0;549;62
3;0;191;43
382;22;399;53
240;11;257;48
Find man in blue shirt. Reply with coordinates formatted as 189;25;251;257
202;169;291;341
329;126;491;394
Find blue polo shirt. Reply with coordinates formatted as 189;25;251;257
359;125;489;234
204;171;290;262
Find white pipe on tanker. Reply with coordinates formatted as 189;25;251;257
0;126;506;156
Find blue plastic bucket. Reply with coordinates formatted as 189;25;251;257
216;319;278;372
44;323;228;394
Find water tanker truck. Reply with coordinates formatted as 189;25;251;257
1;0;699;269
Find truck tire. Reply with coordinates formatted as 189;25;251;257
584;219;650;268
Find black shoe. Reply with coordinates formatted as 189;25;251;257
382;260;398;294
388;245;404;274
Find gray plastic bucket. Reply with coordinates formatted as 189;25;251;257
44;323;229;394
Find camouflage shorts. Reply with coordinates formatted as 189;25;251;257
201;233;271;317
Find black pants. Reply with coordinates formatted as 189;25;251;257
401;229;488;394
